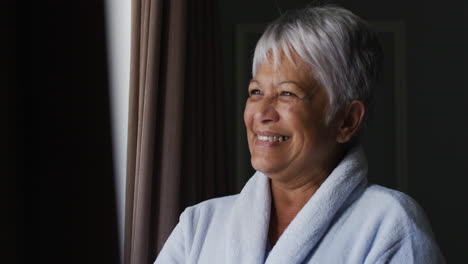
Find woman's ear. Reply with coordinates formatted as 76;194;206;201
336;100;365;143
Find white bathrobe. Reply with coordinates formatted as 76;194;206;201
155;147;445;263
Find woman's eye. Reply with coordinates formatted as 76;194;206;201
281;91;296;97
249;89;262;96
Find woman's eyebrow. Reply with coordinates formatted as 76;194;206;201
277;80;306;93
249;79;260;85
249;79;308;93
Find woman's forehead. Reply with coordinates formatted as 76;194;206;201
255;55;314;85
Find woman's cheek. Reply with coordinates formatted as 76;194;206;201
280;102;303;122
243;101;253;126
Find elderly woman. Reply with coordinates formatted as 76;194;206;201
156;5;444;264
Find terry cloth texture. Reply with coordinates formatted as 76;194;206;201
155;146;445;264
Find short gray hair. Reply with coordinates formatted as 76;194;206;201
252;5;383;126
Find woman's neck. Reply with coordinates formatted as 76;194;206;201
267;149;344;247
268;176;325;247
266;146;346;247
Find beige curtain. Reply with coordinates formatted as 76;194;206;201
124;0;226;263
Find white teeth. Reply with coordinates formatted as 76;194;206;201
257;135;289;142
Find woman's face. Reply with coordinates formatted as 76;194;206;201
244;55;340;183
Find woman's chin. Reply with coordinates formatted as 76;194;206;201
251;157;286;176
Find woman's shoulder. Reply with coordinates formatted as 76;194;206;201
354;184;435;238
342;184;445;263
361;185;426;219
190;194;239;209
180;194;239;224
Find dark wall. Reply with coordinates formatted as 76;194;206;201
220;0;468;262
12;0;120;262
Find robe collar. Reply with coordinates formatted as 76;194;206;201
225;146;368;264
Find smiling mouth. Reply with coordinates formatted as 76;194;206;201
256;135;290;143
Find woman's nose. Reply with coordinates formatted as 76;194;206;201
254;98;280;123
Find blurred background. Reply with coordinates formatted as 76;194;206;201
220;2;468;263
9;0;467;263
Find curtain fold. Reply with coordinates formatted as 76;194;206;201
124;0;226;263
180;0;227;215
